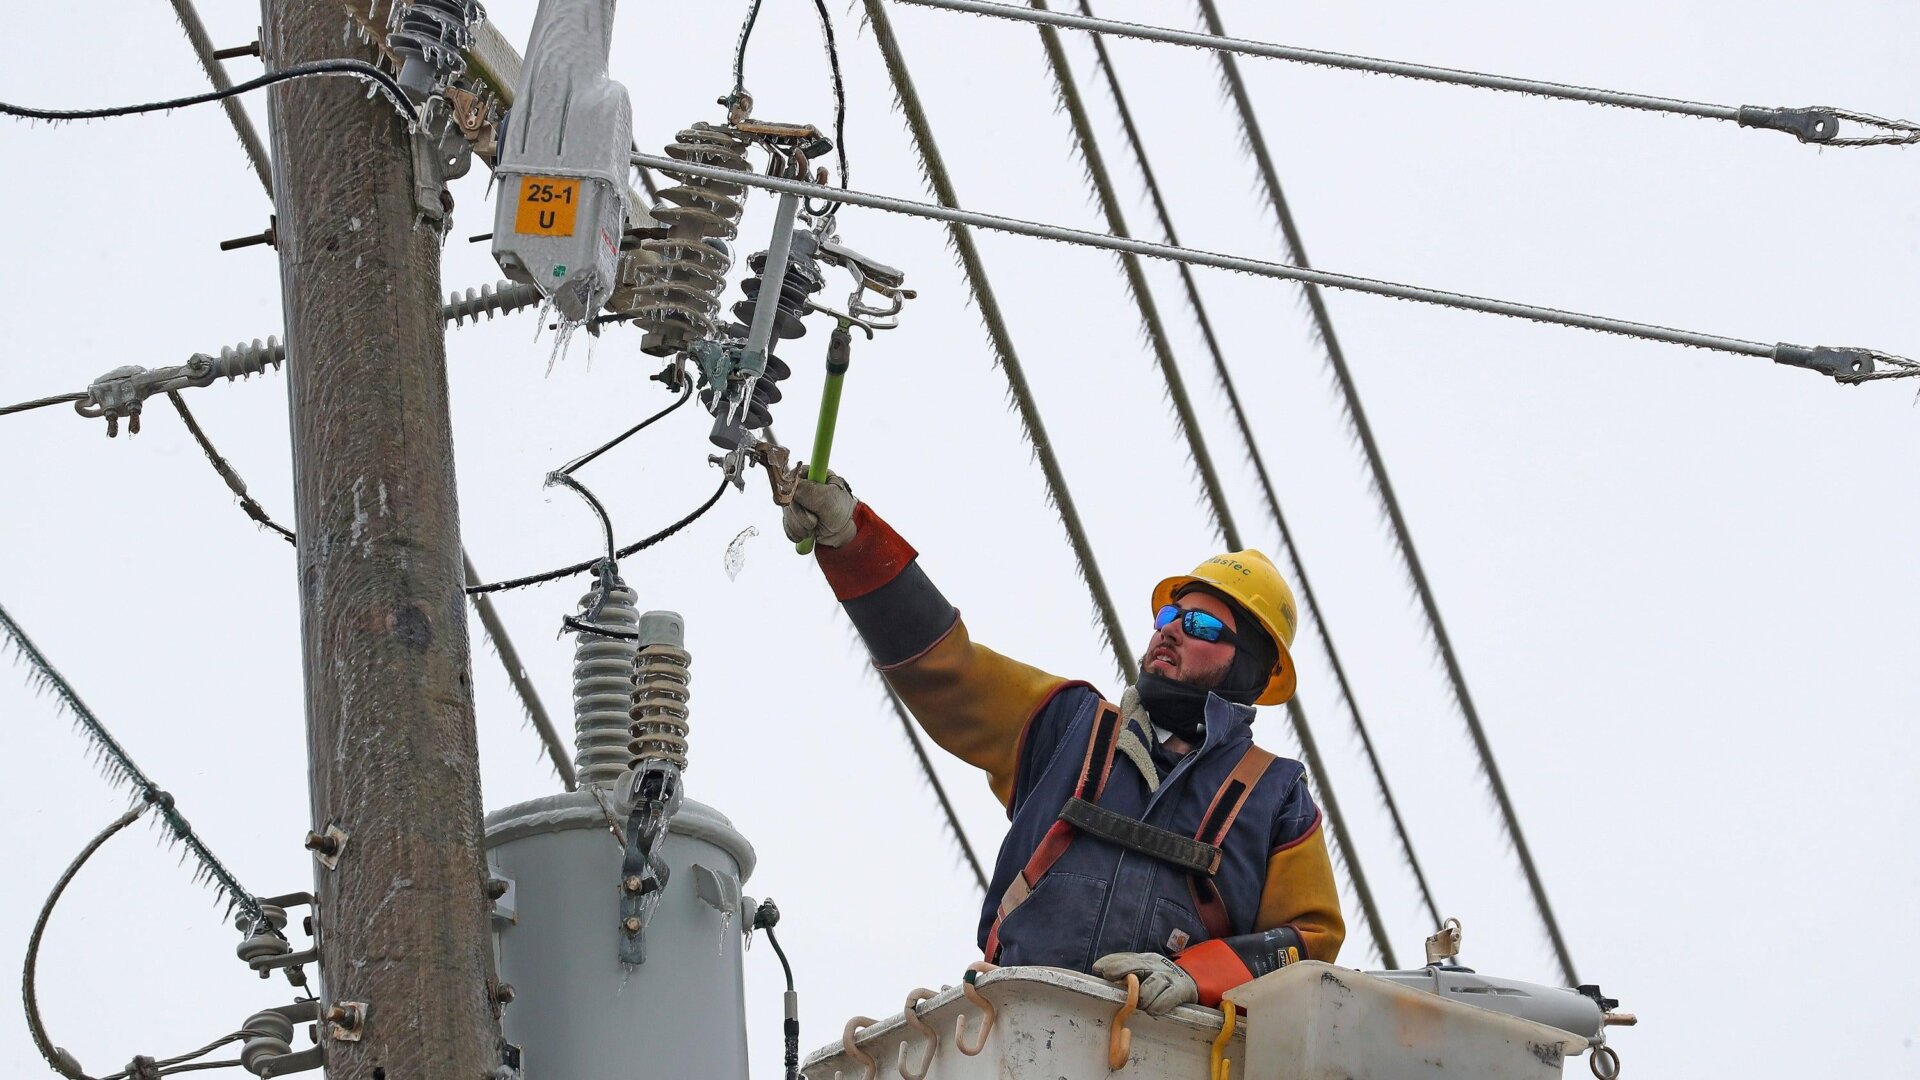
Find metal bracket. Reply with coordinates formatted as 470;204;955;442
1424;917;1464;966
617;763;684;964
443;85;498;160
489;875;518;927
1772;342;1877;379
1736;105;1841;144
816;236;917;329
689;863;741;915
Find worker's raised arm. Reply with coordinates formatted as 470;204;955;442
787;477;1074;805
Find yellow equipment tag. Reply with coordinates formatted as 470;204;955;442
514;176;581;236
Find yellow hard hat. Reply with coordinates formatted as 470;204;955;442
1151;550;1299;706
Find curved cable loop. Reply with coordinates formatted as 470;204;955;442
467;476;732;594
25;805;147;1080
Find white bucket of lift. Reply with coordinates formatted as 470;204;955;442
800;965;1244;1080
1236;961;1589;1080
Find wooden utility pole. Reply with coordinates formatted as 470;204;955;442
262;4;502;1077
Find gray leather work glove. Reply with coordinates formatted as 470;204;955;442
1092;951;1198;1016
781;471;858;549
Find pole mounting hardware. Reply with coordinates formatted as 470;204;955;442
323;1002;367;1043
304;825;349;870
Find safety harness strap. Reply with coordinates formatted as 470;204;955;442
1190;744;1278;939
985;701;1123;960
1056;797;1222;875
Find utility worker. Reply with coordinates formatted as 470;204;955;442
782;474;1344;1014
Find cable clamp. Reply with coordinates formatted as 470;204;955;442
1736;105;1840;143
1772;342;1876;379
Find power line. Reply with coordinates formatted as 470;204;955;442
894;0;1920;147
559;380;694;476
1023;0;1395;968
0;58;418;127
25;803;146;1080
858;0;1137;684
0;600;276;933
167;392;297;545
463;553;577;791
1024;3;1236;550
166;0;273;194
1077;0;1442;933
0;392;87;419
466;476;732;595
1190;0;1573;980
627;149;1909;382
879;678;988;891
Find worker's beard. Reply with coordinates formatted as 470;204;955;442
1134;646;1262;742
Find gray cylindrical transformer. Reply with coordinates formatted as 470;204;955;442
485;792;756;1080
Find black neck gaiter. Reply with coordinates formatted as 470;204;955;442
1136;671;1262;742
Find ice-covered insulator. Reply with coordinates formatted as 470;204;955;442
629;124;752;356
573;580;639;786
629;627;691;771
234;904;290;975
192;337;285;383
733;240;825;343
389;0;484;101
445;281;542;326
240;1011;296;1076
703;235;822;429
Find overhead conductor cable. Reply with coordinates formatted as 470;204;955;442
628;151;1910;382
1021;0;1395;966
1188;0;1582;984
1077;0;1444;933
894;0;1920;147
859;0;1138;683
0;601;275;932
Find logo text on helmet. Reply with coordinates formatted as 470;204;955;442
1206;556;1253;576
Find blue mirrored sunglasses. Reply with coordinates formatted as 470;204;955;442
1154;604;1243;647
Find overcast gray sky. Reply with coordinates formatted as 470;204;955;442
3;1;1916;1077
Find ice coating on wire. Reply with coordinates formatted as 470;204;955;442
0;601;274;932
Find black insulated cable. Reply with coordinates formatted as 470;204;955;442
0;59;418;127
753;900;802;1080
468;476;732;594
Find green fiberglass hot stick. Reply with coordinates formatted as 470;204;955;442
797;324;855;555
